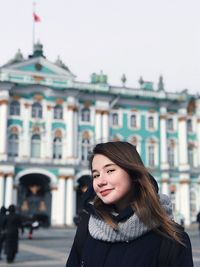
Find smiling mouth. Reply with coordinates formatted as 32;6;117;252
100;189;113;197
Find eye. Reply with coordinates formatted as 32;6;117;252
92;174;99;179
107;169;115;174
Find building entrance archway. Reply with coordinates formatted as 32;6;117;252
18;173;51;227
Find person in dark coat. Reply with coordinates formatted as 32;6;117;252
0;206;7;260
197;211;200;235
66;141;193;267
4;204;22;263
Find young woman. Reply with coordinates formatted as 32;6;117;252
66;141;193;267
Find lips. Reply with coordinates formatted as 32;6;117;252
100;189;113;197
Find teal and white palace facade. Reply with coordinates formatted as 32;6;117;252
0;43;200;226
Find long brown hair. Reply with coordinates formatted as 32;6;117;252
89;141;183;244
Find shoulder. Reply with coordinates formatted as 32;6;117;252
159;231;193;267
74;211;90;248
77;211;90;228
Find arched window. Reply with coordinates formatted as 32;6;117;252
148;144;155;167
9;101;20;116
187;119;193;132
110;135;121;142
130;136;138;147
112;113;119;126
54;105;63;120
190;190;197;219
148;116;154;129
32;102;42;118
188;145;194;167
8;134;19;157
53;137;62;159
168;142;175;167
31;134;41;158
81;132;91;161
167;118;174;131
81;138;90;161
81;108;90;122
130;114;137;128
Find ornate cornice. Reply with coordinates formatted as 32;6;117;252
47;105;53;111
95;109;109;115
160;115;167;120
0;100;8;105
68;105;78;112
11;95;21;100
33;94;43;101
179;179;190;184
24;103;31;108
178;116;187;121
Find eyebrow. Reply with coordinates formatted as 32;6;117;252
92;163;116;173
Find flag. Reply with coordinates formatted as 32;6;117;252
33;12;41;22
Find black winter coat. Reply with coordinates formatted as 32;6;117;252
66;214;193;267
5;213;22;255
66;185;193;267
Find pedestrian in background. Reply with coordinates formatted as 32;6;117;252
197;211;200;235
66;141;193;267
0;206;7;260
4;204;22;263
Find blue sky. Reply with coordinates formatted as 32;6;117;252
0;0;200;94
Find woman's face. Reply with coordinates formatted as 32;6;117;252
92;154;133;211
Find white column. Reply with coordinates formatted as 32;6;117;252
178;108;190;225
159;107;170;195
66;106;75;158
161;174;170;196
160;107;169;170
178;112;188;170
45;105;53;160
22;102;31;159
179;179;190;226
50;186;58;226
4;173;13;208
73;109;78;158
56;177;65;225
63;104;68;161
197;180;200;212
197;118;200;166
102;111;109;142
196;99;200;166
0;100;8;160
0;173;5;207
95;110;102;143
65;177;75;226
12;185;17;206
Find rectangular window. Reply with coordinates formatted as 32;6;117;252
188;148;194;167
130;114;137;128
167;118;174;131
112;113;119;126
187;119;193;132
168;146;175;167
148;116;154;129
148;145;155;167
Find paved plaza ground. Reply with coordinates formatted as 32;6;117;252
0;224;200;267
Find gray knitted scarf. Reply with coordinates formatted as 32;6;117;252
88;194;173;243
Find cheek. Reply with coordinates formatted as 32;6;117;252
93;180;98;193
117;179;132;194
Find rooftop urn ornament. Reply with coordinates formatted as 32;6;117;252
138;76;144;88
158;75;165;91
121;74;127;87
55;56;70;71
14;49;24;61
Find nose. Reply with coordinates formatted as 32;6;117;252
96;174;107;188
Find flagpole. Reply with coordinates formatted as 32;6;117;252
32;1;36;52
